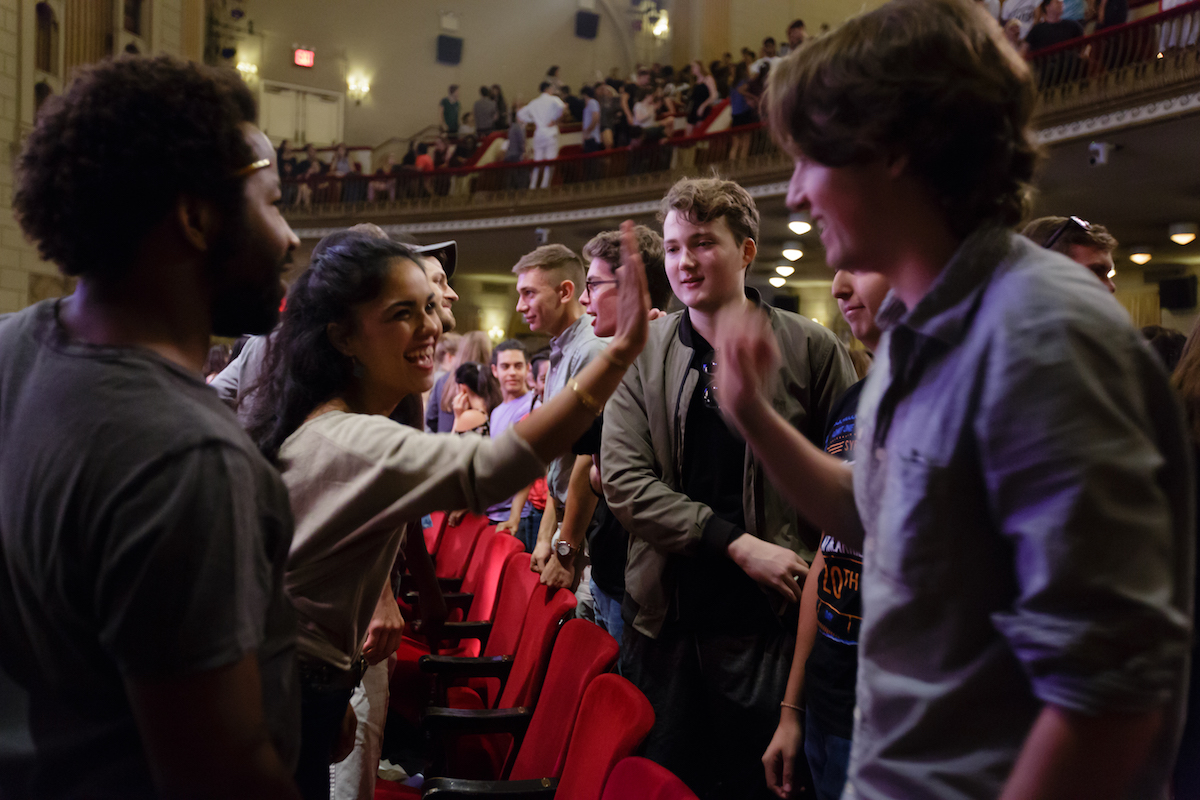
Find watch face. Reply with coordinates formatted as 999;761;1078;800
555;540;572;557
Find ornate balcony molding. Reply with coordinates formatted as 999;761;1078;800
1036;88;1200;143
292;180;791;239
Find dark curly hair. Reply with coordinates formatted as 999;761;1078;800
14;55;258;280
247;235;422;461
765;0;1041;239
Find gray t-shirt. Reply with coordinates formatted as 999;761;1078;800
0;301;299;799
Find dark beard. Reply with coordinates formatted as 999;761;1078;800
207;214;288;337
211;277;283;336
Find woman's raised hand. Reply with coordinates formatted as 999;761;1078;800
609;220;652;365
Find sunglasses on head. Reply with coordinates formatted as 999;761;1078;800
1042;216;1092;251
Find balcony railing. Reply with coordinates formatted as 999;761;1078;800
281;123;789;221
1030;0;1200;123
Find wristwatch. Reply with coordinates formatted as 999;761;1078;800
555;539;578;558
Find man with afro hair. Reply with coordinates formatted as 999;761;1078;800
0;55;301;799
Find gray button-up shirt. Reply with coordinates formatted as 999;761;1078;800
544;314;607;505
847;228;1194;800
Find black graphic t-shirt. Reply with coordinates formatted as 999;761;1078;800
805;379;864;739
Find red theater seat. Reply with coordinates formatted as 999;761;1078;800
389;551;538;725
412;674;654;800
601;757;699;800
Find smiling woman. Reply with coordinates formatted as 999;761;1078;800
244;225;652;797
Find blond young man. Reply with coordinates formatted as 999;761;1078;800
513;244;607;588
600;177;856;800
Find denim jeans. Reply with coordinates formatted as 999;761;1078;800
804;713;852;800
591;583;624;652
518;511;542;553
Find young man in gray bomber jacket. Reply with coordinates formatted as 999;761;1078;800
600;177;857;800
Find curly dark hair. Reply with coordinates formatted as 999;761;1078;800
14;55;258;280
247;235;422;461
765;0;1041;239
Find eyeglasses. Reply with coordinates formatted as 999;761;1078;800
584;278;620;295
1042;216;1092;251
701;357;718;409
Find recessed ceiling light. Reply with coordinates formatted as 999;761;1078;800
1130;249;1152;265
769;276;787;288
788;213;812;236
776;265;795;277
782;248;803;261
1170;222;1197;245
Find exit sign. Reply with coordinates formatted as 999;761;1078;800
294;48;314;67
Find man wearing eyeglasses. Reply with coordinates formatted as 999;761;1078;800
1023;215;1118;293
575;225;673;648
599;177;856;800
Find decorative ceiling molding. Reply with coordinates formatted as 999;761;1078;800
1036;91;1200;144
292;181;792;239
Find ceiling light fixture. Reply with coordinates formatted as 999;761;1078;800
769;276;787;288
1129;248;1152;265
788;213;812;236
782;248;803;261
1170;222;1197;245
776;265;795;277
1107;268;1117;279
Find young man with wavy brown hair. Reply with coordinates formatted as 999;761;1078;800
714;1;1193;799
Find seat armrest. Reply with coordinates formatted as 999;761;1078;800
418;654;513;678
421;706;533;737
423;777;559;799
437;577;464;593
407;590;473;611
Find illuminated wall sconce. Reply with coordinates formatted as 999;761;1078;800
1170;222;1197;245
651;9;669;37
348;74;371;103
788;213;812;236
769;276;787;288
236;61;258;79
776;265;795;277
781;244;803;261
1129;248;1152;265
488;325;505;342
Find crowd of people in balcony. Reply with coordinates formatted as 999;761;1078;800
272;0;1194;213
273;18;818;209
5;2;1200;800
985;0;1129;51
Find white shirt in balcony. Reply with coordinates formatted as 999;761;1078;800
518;92;566;141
